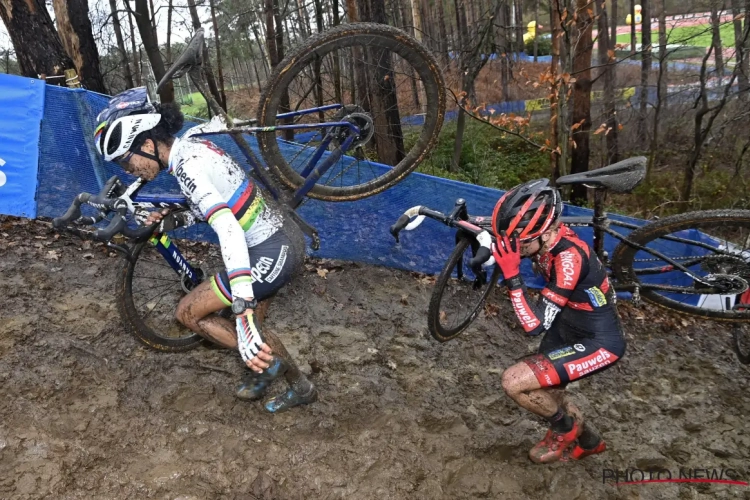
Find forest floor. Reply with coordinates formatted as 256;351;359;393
1;216;750;499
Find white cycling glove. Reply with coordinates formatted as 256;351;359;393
236;311;265;364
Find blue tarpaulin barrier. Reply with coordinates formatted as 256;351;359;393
0;78;728;306
0;74;46;218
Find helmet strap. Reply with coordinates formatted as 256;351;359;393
130;136;168;171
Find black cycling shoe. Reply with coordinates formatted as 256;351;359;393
235;356;288;401
264;383;318;413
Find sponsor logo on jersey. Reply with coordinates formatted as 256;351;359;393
585;286;607;307
509;289;541;330
564;348;616;380
265;245;288;283
250;256;275;284
558;250;577;289
174;163;196;193
574;343;586;352
200;140;226;156
547;346;576;360
525;355;561;386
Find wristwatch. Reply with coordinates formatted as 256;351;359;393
231;297;258;315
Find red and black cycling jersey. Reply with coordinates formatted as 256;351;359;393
507;224;617;337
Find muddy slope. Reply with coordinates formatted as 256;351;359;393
1;216;750;500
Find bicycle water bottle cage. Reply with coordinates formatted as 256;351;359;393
556;157;647;193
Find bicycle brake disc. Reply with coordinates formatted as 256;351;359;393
331;105;374;149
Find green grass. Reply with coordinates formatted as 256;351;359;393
412;120;550;189
178;91;208;118
616;22;737;48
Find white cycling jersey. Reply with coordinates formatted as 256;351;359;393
168;117;284;300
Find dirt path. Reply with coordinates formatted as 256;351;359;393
1;216;750;499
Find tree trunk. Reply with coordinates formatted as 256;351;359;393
108;0;134;88
133;0;173;102
451;0;469;171
611;0;618;44
549;0;561;179
166;0;173;65
638;0;651;141
127;5;142;86
0;0;73;80
630;0;636;54
52;0;107;93
658;0;667;108
515;0;524;53
569;0;593;204
186;0;223;112
362;0;405;167
732;0;749;92
436;0;449;69
411;0;423;41
711;2;724;78
208;0;227;110
596;0;619;165
533;0;539;61
249;20;270;76
647;0;667;182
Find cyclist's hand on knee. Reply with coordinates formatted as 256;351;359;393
236;309;273;373
246;344;273;373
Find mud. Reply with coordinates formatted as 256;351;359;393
2;216;750;500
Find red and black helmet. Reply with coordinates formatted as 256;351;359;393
491;179;562;242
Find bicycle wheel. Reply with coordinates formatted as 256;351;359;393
118;228;226;352
257;22;445;202
427;235;502;342
612;210;750;320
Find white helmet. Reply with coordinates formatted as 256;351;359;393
94;87;162;162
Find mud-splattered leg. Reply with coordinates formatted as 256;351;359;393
254;298;317;413
175;280;237;349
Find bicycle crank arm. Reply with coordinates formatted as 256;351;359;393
285;208;320;251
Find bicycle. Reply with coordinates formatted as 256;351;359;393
52;23;446;352
389;156;750;343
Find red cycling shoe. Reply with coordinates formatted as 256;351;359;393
529;420;582;464
560;440;607;461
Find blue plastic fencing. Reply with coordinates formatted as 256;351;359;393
33;83;657;291
0;78;724;306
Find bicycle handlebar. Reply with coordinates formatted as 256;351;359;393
53;176;156;243
389;199;491;243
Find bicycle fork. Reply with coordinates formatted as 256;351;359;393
149;233;202;292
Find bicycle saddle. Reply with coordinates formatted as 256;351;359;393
556;156;647;193
157;28;205;93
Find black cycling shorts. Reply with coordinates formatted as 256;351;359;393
523;311;626;388
210;220;304;304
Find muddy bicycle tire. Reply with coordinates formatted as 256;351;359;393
257;22;445;202
427;236;502;342
118;240;204;352
612;209;750;321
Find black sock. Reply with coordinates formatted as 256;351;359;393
578;424;602;450
547;408;574;433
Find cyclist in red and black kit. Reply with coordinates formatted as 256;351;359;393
475;179;626;463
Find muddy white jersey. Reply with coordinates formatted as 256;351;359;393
167;117;284;299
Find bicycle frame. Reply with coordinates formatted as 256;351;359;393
192;102;361;209
391;195;743;296
566;199;740;294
